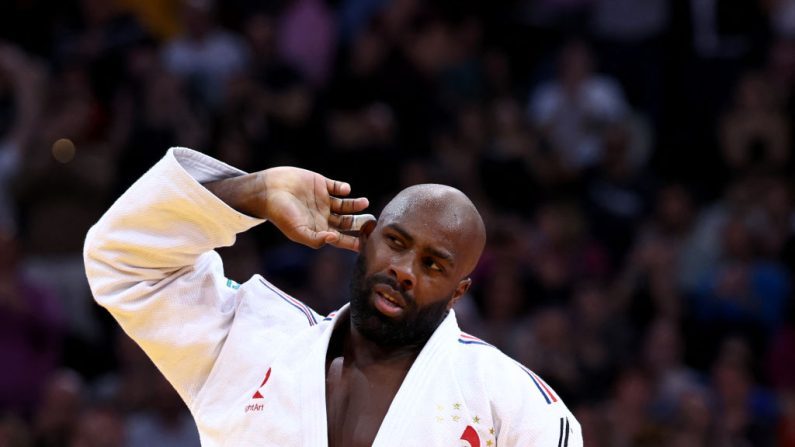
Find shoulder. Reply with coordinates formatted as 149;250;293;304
235;275;323;329
453;332;561;407
452;332;582;444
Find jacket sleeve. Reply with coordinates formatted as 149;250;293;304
83;147;265;408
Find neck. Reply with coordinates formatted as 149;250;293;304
326;311;425;370
346;319;423;368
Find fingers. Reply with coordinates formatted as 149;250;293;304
328;214;354;231
290;226;328;249
325;177;368;218
328;213;376;231
325;214;376;252
325;178;351;197
330;197;369;214
290;227;362;252
323;231;361;252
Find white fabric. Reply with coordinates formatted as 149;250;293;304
84;147;583;446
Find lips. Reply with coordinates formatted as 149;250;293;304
373;283;406;308
371;282;408;318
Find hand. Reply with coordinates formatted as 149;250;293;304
206;167;375;252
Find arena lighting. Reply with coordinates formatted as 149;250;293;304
51;138;76;164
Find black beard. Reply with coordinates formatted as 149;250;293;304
349;253;451;349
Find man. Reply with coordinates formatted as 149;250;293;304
84;147;582;446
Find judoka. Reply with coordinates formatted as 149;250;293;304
84;147;583;446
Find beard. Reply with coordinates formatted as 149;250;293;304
349;253;451;349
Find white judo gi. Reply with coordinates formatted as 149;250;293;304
83;147;583;447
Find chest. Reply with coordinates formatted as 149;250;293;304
194;311;499;446
325;358;407;447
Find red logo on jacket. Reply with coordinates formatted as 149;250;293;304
460;425;480;447
252;367;272;399
245;367;272;413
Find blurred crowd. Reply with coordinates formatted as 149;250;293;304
1;0;794;446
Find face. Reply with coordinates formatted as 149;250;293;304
349;195;480;348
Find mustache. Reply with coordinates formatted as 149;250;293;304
366;273;415;307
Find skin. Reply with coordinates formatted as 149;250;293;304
206;169;486;447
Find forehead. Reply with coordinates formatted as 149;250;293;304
379;198;472;252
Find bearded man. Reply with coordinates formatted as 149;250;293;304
84;147;582;446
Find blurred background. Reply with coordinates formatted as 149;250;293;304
0;0;793;445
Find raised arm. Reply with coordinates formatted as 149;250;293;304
84;147;372;408
204;166;373;252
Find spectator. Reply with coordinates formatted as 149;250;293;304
161;0;248;109
0;225;64;415
431;104;487;198
709;337;778;446
603;368;663;446
719;71;791;174
528;40;629;175
70;404;125;447
571;282;630;402
581;120;655;264
479;96;545;215
125;374;199;447
0;43;43;232
669;387;714;446
525;200;610;304
0;412;32;447
54;0;148;104
679;174;766;291
642;318;700;424
590;0;670;120
32;370;84;447
277;0;338;87
692;214;790;330
613;184;696;325
476;261;529;352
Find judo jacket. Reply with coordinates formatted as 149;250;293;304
83;147;583;446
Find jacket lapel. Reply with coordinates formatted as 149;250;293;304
371;310;460;446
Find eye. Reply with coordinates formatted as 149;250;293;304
385;234;404;248
423;257;444;273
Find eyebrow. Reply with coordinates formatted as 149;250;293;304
386;223;456;267
385;223;414;244
427;247;455;267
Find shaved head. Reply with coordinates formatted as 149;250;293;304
380;184;486;277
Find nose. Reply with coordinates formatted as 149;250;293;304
388;254;415;291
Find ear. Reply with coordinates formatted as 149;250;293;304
357;217;377;247
447;278;472;310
